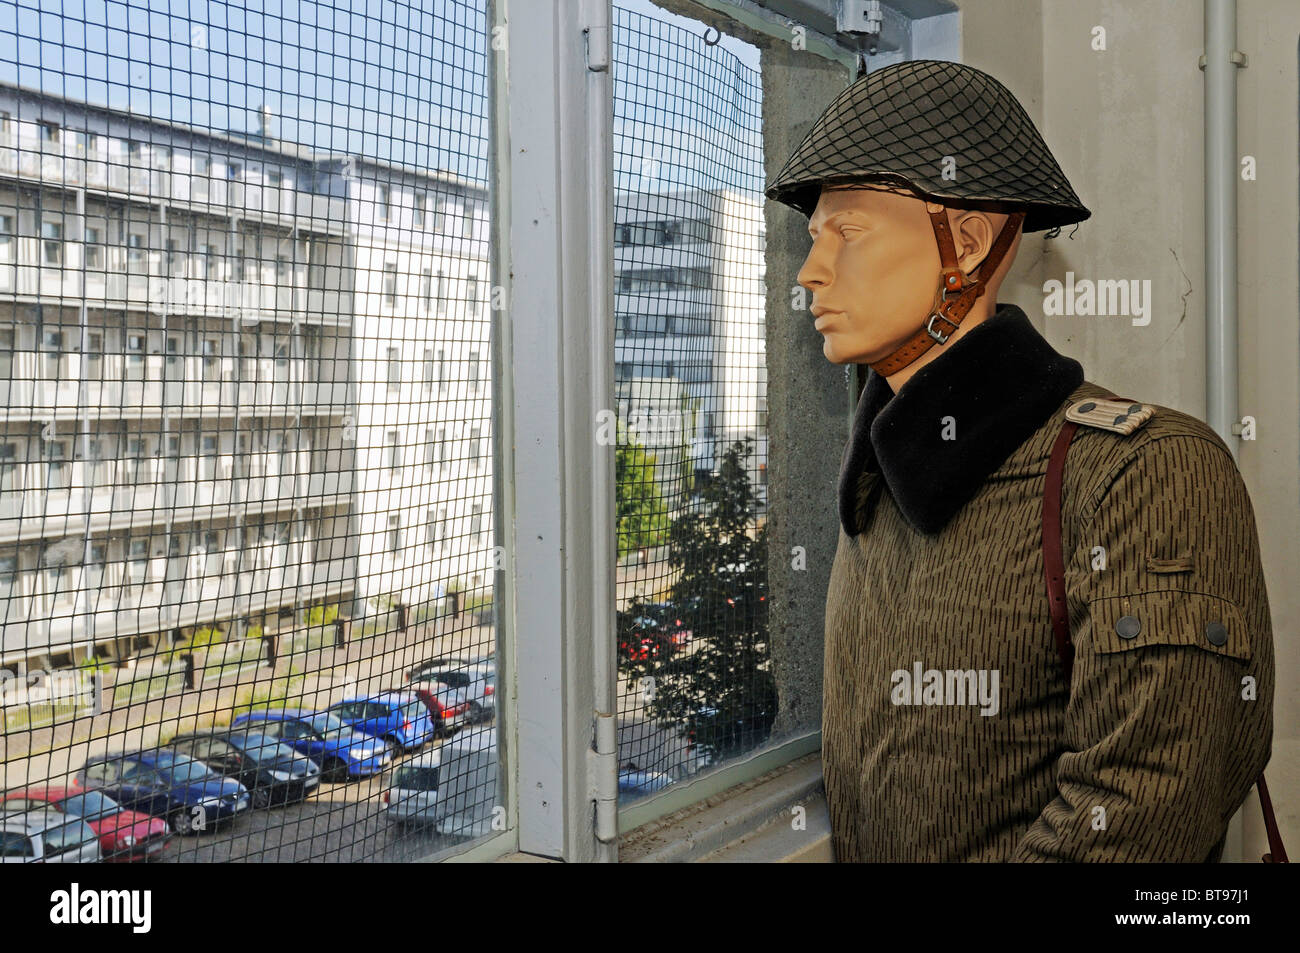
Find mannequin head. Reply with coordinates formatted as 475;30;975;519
797;183;1024;391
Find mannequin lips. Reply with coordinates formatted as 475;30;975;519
814;310;841;330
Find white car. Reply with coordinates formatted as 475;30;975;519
412;663;495;724
383;727;498;839
1;808;102;863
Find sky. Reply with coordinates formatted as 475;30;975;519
1;0;762;193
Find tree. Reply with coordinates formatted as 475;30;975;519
615;418;670;559
618;436;774;763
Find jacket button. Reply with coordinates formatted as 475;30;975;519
1077;401;1096;413
1113;413;1129;426
1115;615;1141;639
1205;621;1228;647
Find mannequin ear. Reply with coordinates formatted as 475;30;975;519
952;211;1004;277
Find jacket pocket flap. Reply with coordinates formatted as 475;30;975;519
1088;590;1252;662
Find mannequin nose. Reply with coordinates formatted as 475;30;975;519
797;245;832;291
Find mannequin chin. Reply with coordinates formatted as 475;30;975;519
798;183;1023;391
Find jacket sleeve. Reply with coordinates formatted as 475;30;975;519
1012;432;1275;862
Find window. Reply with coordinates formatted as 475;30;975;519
126;438;147;483
383;262;398;306
268;171;283;188
74;130;97;154
154;145;171;170
38;120;60;145
386;514;401;553
433;195;448;231
471;503;484;543
469;349;481;392
378;185;391;221
462;200;477;238
436;349;446;392
193;154;210;178
276;255;290;279
422;348;435;390
165;239;183;274
470;426;482;469
414;193;426;227
41;220;64;266
385;347;401;392
227;162;242;180
84;331;103;380
84;226;104;269
201;338;220;381
45;440;69;490
127;140;144;163
467;277;480;315
42;329;66;381
426;509;437;548
422;269;433;311
0;215;12;263
0;327;11;379
436;427;446;469
0;442;18;496
128;539;149;585
198;243;214;279
385;431;401;471
127;232;146;266
125;334;146;381
436;270;447;313
424;429;435;467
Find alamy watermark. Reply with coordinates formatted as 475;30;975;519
890;662;1000;716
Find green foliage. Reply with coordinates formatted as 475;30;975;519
618;437;775;763
303;603;340;627
77;655;111;675
615;419;670;558
188;626;225;651
231;667;305;717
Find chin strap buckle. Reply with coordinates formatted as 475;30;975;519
924;310;961;344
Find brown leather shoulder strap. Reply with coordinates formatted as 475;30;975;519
1043;401;1287;863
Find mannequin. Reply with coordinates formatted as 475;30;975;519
764;59;1277;863
797;182;1020;392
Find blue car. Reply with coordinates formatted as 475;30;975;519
230;708;392;782
77;750;251;836
325;692;437;754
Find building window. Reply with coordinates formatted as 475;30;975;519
436;427;446;469
437;348;446;392
198;243;214;279
0;327;13;379
471;503;484;543
45;439;69;490
422;348;435;390
414;193;426;227
127;232;146;267
41;220;64;266
74;130;97;154
385;346;401;392
470;426;482;469
0;215;13;263
0;441;19;496
128;539;149;585
462;200;477;238
38;121;60;145
426;509;436;548
227;162;241;180
41;329;66;381
201;434;219;480
424;428;435;467
85;332;103;380
378;185;391;221
276;255;290;278
386;514;401;553
433;196;448;232
385;430;401;470
383;262;398;306
469;349;480;392
201;338;220;381
422;269;432;311
125;334;146;381
436;270;447;314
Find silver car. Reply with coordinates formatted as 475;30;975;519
1;808;102;863
413;663;495;724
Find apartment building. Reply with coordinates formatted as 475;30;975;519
613;188;768;493
0;83;492;672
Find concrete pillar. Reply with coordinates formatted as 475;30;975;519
759;41;852;739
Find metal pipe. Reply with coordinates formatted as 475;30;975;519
1203;0;1240;460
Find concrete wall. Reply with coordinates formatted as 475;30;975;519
959;0;1298;860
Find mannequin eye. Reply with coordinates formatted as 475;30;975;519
839;225;864;239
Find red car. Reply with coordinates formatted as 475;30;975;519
410;685;473;736
2;785;171;862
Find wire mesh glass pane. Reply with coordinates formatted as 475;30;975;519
0;0;499;861
612;4;770;803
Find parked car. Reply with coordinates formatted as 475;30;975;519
617;606;679;662
382;727;498;837
410;664;495;724
0;808;102;863
76;750;250;836
167;729;322;808
617;767;675;797
1;786;170;862
230;708;391;781
406;652;494;684
411;683;475;736
641;601;694;648
382;750;441;828
325;691;437;754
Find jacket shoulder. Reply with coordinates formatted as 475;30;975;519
1059;381;1240;501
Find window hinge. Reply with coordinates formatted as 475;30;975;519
588;710;618;842
584;24;609;72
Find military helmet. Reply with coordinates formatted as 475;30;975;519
765;59;1090;233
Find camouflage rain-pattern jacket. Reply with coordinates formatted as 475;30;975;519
822;302;1275;862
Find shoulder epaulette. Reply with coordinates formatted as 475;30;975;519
1065;397;1155;436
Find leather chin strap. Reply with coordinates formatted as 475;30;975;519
868;208;1027;378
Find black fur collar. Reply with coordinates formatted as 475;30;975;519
837;302;1085;537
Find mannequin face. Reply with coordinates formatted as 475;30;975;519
797;184;1019;380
